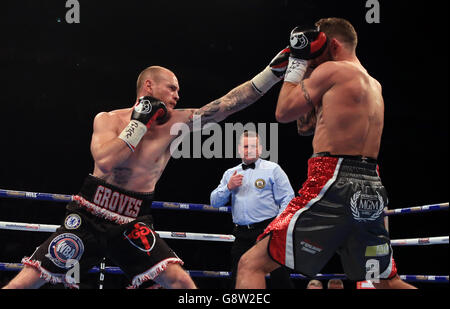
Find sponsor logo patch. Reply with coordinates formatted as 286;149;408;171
365;243;390;257
299;239;323;255
123;222;156;256
64;214;82;230
350;191;385;222
290;33;309;49
46;233;84;269
135;99;152;114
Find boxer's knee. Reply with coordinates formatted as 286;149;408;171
156;264;196;289
238;237;276;275
237;251;254;275
171;270;196;289
237;249;269;276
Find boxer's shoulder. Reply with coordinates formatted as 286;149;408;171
307;61;341;85
93;108;132;132
315;61;374;88
314;60;341;73
95;108;131;121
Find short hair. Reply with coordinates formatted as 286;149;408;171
242;130;259;139
315;17;358;51
327;279;344;289
136;66;171;94
307;279;323;289
238;130;260;144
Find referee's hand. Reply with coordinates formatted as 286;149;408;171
227;171;243;191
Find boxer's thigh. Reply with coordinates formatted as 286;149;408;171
107;216;183;287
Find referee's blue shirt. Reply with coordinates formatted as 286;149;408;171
210;158;295;226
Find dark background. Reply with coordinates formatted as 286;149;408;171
0;0;447;289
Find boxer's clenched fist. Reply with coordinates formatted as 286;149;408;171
289;27;327;60
251;47;291;95
119;96;167;151
284;27;328;84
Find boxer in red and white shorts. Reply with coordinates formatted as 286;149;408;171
236;19;415;289
258;153;398;281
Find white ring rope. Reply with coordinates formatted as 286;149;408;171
0;220;448;245
390;236;449;246
0;221;235;242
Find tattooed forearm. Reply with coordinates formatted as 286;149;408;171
222;82;261;113
192;100;221;120
297;109;317;136
189;81;261;127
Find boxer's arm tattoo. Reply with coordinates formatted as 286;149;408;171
193;100;221;120
188;81;261;129
293;80;316;136
301;80;314;109
297;108;317;136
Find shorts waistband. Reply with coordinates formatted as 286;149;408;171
310;153;379;178
73;174;154;224
311;152;377;164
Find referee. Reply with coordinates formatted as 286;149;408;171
210;131;295;288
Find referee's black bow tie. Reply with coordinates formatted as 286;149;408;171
242;162;256;170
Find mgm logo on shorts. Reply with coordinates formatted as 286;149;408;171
350;191;384;222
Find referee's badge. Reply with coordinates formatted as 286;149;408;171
254;179;266;189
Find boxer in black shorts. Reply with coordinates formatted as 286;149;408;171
4;50;291;289
22;175;182;288
236;18;415;289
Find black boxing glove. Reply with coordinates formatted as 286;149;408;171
284;27;328;84
119;96;167;151
289;27;327;60
131;96;167;127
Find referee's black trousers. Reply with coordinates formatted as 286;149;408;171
230;219;294;289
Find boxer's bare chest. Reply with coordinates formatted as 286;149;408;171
105;114;176;190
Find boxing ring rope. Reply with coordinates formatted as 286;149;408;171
1;187;448;285
1;188;448;215
0;221;236;242
0;189;231;213
0;262;447;283
0;221;448;246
